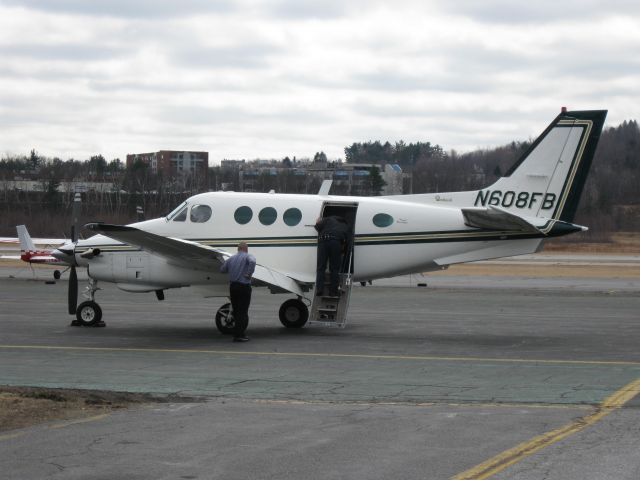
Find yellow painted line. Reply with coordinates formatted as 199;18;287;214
49;413;110;429
0;431;26;441
0;414;111;442
1;344;640;367
451;378;640;480
253;398;591;410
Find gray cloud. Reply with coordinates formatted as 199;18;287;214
156;104;334;126
541;49;640;81
2;0;234;18
0;1;638;161
265;0;351;20
351;69;499;95
440;0;640;24
0;43;126;62
170;43;282;70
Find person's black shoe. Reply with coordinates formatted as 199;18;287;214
233;335;250;342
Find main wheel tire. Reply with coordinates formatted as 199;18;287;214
215;302;235;335
53;270;61;280
278;299;309;328
76;301;103;326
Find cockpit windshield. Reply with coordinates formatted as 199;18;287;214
166;201;188;221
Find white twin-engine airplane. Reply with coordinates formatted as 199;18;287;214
53;109;606;331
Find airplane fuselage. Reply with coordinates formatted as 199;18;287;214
72;190;543;295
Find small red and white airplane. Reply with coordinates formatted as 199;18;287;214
0;226;68;278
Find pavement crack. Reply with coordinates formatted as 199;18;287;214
47;462;65;472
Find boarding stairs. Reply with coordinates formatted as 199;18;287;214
309;273;353;328
309;249;354;328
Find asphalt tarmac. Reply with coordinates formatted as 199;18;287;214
1;265;639;479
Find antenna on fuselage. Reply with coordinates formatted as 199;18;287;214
318;180;332;196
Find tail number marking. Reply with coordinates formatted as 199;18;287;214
475;190;556;210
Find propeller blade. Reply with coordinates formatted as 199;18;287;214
68;266;78;315
71;192;81;242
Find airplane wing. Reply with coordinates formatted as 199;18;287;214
27;254;63;263
461;206;541;234
84;224;305;296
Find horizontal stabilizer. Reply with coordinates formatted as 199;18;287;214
461;206;541;234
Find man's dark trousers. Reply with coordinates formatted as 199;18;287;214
230;282;251;336
316;238;342;295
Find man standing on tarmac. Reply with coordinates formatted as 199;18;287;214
315;215;349;297
220;241;256;342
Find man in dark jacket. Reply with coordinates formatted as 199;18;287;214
315;215;349;296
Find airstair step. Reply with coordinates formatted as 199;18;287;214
310;267;352;327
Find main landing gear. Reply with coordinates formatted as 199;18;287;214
71;278;105;327
213;298;310;335
215;302;235;335
278;298;309;328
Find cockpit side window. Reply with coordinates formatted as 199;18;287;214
167;201;188;221
172;205;188;222
190;204;212;223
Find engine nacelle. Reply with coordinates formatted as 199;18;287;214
80;248;101;259
87;251;227;289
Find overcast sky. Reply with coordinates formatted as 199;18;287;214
1;0;638;164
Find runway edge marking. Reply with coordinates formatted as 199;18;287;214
451;378;640;480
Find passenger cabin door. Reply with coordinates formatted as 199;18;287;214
310;202;358;328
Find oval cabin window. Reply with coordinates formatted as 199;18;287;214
283;208;302;226
190;204;212;223
234;206;253;225
258;207;277;225
372;213;394;227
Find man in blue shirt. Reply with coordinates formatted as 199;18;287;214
220;242;256;342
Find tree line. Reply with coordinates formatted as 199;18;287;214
1;119;638;238
343;121;640;239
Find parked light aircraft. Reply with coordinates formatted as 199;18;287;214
0;198;144;280
53;109;606;331
0;226;68;278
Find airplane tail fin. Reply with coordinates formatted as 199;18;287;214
16;225;36;252
474;109;607;222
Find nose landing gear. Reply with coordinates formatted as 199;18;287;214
71;278;105;327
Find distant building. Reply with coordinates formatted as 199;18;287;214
382;164;404;195
221;159;246;169
126;150;209;186
218;158;406;195
0;180;115;193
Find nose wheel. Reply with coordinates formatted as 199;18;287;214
70;279;105;327
74;301;105;327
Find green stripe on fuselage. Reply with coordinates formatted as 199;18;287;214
79;228;548;252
